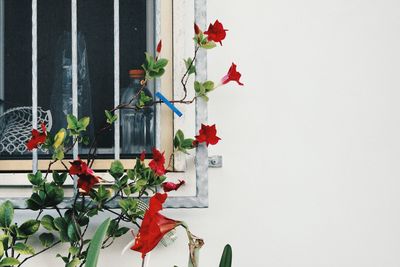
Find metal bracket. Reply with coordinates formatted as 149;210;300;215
208;155;222;168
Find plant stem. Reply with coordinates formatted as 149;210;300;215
17;241;61;267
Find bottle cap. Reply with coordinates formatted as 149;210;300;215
129;69;145;78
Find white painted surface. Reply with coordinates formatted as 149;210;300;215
14;0;400;266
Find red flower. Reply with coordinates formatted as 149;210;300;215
195;124;221;146
221;63;244;86
194;23;201;35
162;180;185;192
140;151;146;162
131;193;180;259
156;40;162;54
149;148;166;176
204;20;228;45
69;159;100;193
26;122;47;151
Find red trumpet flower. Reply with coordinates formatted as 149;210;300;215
195;124;221;146
149;148;166;176
69;159;101;193
204;20;228;45
162;180;185;192
26;122;47;151
221;63;244;86
131;193;181;259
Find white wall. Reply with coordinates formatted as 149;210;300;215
17;0;400;266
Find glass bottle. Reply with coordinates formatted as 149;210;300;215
121;69;154;154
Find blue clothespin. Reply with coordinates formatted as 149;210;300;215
155;92;183;117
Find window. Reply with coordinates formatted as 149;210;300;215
0;0;172;172
0;0;209;208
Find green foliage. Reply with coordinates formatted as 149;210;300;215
67;114;90;135
41;215;56;231
109;160;125;179
13;243;35;255
142;52;168;80
0;201;13;228
18;220;40;237
85;218;111;267
105;110;118;125
0;257;20;266
26;181;64;210
219;244;232;267
194;80;215;101
184;58;196;75
194;31;217;49
137;91;153;109
54;217;69;243
28;171;43;186
174;130;195;154
106;219;129;238
52;171;67;186
39;233;55;247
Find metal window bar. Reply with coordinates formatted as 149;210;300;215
114;0;120;160
71;0;78;195
32;0;38;172
0;0;4;116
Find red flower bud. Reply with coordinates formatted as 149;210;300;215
156;40;162;54
140;151;146;162
194;23;201;35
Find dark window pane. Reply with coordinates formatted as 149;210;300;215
120;0;154;158
0;0;32;158
37;0;71;158
77;0;114;156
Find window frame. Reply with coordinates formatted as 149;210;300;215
0;0;209;209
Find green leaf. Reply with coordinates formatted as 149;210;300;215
53;128;66;149
67;222;80;243
203;81;215;92
154;58;168;69
219;244;232;267
0;235;9;251
53;148;65;161
13;243;35;255
68;246;79;256
201;41;217;49
54;217;69;242
52;171;67;186
0;241;4;258
39;233;55;247
85;218;111;267
66;258;80;267
18;220;40;237
109;160;125;178
28;171;43;186
26;193;44;211
184;58;196;75
78;117;90;131
41;215;56;231
105;110;117;124
0;201;13;228
66;114;79;130
45;184;64;206
0;257;20;266
115;227;130;237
